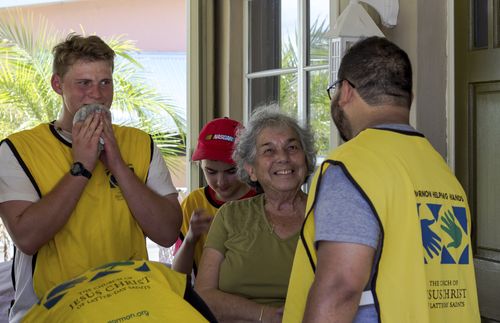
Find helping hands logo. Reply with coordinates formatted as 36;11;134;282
418;203;469;265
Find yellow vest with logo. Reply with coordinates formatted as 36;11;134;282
23;260;209;322
283;128;480;323
7;123;152;298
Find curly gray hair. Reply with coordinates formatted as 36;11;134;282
233;105;316;186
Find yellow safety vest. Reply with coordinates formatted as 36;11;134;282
23;260;209;322
7;123;151;298
283;128;480;323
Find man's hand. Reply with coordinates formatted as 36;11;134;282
185;209;213;243
71;111;104;171
98;112;124;172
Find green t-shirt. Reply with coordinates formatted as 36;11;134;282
205;194;300;307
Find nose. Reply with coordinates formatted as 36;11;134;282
87;84;103;99
216;173;227;187
276;148;290;163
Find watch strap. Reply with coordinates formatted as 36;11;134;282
70;162;92;179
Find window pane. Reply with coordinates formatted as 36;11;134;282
308;0;330;66
281;0;299;69
472;0;488;49
474;83;500;258
307;69;330;157
495;0;500;47
248;0;298;73
248;73;298;117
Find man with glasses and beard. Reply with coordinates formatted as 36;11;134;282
283;36;480;323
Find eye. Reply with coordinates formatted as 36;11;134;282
100;79;112;87
204;168;217;175
287;144;299;151
226;168;237;175
262;148;274;155
77;80;91;87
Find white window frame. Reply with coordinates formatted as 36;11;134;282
243;0;332;134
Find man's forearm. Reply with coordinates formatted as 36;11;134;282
0;173;89;255
303;278;361;323
112;163;181;247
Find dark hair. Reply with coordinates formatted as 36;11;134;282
338;36;413;108
52;33;115;77
233;105;316;186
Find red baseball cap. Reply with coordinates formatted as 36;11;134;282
191;117;242;165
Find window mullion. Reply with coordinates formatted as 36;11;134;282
243;0;250;123
297;0;308;127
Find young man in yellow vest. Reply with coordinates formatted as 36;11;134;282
283;36;480;323
0;34;182;322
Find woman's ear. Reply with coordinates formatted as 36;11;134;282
51;74;63;95
243;163;257;182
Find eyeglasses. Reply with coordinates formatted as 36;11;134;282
326;79;356;100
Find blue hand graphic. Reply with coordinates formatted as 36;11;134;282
421;219;441;259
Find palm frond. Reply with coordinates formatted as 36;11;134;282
0;10;186;154
119;118;186;173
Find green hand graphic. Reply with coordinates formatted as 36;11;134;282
440;210;462;249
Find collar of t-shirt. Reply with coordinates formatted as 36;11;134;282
207;185;257;207
372;123;422;135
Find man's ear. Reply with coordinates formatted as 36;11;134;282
243;163;257;182
51;74;63;95
339;80;355;106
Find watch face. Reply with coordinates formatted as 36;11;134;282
70;162;91;179
71;162;83;176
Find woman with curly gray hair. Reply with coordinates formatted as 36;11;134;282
195;106;316;323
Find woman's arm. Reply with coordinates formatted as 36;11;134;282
195;247;281;323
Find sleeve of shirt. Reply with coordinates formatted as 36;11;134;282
146;143;178;196
204;205;229;254
314;165;380;249
0;142;39;203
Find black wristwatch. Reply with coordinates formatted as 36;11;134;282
70;162;92;179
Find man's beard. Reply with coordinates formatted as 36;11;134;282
330;94;351;142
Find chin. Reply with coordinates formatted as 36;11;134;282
274;183;302;193
216;190;232;199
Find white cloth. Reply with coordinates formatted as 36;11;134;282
0;261;14;323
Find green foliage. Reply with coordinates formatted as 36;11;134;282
278;16;331;156
0;10;186;157
307;18;332;157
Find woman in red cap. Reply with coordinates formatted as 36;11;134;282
172;118;257;276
